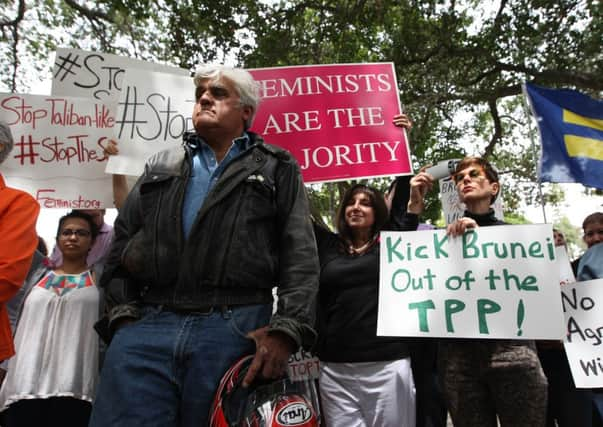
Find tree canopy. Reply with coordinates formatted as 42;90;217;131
1;0;601;225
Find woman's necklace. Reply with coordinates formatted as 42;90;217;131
348;238;374;255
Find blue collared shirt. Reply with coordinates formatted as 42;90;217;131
182;133;251;238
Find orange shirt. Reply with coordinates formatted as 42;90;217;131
0;174;40;361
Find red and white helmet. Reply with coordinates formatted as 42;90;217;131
209;355;320;427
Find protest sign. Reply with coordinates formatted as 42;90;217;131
0;93;114;208
105;63;411;181
562;279;603;388
51;49;190;176
249;63;411;183
377;224;565;339
51;48;188;103
107;71;195;174
287;349;320;382
439;176;503;225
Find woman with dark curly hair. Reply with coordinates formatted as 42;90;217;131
314;166;432;426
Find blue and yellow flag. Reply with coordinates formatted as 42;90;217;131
524;82;603;189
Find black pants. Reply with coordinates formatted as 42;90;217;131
1;397;91;427
538;348;593;427
411;339;448;427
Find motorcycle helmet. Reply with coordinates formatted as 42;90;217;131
209;355;320;427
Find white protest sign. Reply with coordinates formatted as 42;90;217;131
562;279;603;388
287;349;320;382
556;245;576;285
51;49;191;177
107;70;195;174
51;48;188;103
0;93;114;208
377;224;565;339
439;176;503;225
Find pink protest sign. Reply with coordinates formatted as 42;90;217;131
248;63;411;183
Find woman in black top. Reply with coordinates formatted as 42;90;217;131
314;170;432;427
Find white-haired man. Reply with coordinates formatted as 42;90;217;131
89;66;319;426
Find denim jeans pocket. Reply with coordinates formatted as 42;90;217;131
227;304;272;340
113;305;163;337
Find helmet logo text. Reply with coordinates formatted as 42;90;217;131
276;402;312;426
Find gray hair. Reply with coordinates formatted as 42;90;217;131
193;65;261;129
0;121;14;165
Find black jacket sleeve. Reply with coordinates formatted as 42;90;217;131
388;176;420;232
269;155;320;349
99;174;146;331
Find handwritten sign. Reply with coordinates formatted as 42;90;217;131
287;349;320;382
248;63;411;182
377;224;565;339
105;63;411;182
439;176;504;225
107;71;195;174
0;93;114;208
51;48;188;103
562;279;603;388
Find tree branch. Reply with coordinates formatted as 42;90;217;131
62;0;113;23
495;61;603;91
492;0;508;33
482;99;503;158
0;0;26;91
0;0;25;27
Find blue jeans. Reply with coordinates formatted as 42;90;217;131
89;304;272;427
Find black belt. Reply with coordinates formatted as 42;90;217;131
152;304;232;315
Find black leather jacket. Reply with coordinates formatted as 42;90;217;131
100;132;319;348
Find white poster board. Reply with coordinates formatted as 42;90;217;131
287;349;320;382
107;70;195;175
1;93;114;208
378;224;565;339
562;279;603;388
51;48;188;103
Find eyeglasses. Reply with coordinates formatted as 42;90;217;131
60;228;91;238
453;168;486;184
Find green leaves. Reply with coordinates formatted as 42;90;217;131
1;0;600;221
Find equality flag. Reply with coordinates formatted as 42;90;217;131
524;82;603;189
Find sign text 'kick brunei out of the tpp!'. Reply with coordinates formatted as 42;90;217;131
377;224;565;339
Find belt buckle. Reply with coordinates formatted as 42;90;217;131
196;305;215;315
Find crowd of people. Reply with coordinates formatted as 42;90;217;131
0;65;601;427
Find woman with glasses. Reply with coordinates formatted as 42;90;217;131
442;156;548;427
0;211;101;427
